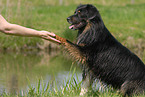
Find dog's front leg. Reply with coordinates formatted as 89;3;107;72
80;68;93;96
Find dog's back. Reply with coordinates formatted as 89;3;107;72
88;27;145;96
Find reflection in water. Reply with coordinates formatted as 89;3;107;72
9;75;18;95
0;51;81;94
0;49;144;95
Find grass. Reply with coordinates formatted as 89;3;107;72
2;69;144;97
1;68;121;97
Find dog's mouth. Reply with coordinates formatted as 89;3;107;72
69;22;86;30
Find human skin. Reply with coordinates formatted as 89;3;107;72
0;15;60;44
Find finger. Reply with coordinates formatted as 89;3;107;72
41;36;61;44
47;32;56;37
40;31;56;37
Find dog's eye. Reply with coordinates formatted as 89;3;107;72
78;10;81;13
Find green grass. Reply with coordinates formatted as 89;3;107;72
0;68;119;97
1;69;144;97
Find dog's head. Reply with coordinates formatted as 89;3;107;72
67;4;100;30
67;4;104;45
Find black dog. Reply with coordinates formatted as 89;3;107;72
55;4;145;96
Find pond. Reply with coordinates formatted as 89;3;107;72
0;49;144;95
0;51;82;95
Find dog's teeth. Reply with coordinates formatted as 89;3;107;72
69;25;74;29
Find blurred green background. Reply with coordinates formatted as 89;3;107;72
0;0;144;59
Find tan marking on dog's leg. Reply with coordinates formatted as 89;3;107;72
80;72;93;95
80;88;88;96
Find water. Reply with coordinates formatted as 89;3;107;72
0;51;82;94
0;49;144;95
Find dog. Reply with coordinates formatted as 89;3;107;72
54;4;145;96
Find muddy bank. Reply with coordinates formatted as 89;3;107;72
0;40;59;53
0;38;144;60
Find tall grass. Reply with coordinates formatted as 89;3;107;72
1;68;83;97
0;68;120;97
1;68;145;97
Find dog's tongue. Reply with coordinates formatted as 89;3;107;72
69;25;74;29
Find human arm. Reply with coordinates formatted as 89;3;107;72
0;15;60;44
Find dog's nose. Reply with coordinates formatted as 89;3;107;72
67;17;71;22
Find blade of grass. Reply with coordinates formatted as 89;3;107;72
37;78;41;94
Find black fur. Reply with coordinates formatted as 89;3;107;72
67;4;145;96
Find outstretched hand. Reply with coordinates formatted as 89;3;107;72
0;15;61;44
39;31;61;44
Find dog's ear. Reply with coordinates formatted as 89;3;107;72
77;4;87;9
86;4;97;20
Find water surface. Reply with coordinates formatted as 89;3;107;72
0;51;82;94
